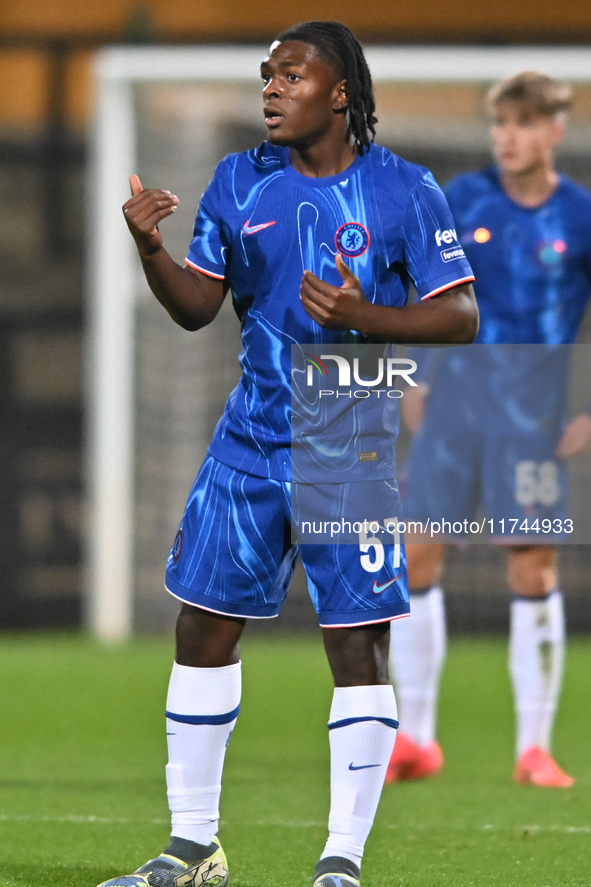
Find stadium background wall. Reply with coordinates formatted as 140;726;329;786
1;4;591;632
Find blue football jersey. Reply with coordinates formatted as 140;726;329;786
186;142;474;481
410;168;591;433
446;167;591;345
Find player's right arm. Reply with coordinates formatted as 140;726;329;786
123;175;226;331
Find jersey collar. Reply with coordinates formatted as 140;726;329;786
279;145;369;188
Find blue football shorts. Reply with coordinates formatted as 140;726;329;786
402;417;569;540
165;454;409;627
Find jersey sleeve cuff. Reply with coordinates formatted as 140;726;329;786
419;274;475;301
185;255;226;280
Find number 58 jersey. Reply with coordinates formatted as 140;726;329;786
185;141;475;481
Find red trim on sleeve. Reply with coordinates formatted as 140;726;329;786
420;276;475;301
185;258;225;280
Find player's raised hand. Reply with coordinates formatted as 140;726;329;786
122;174;179;256
300;253;370;331
556;412;591;458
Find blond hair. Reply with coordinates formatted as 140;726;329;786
486;71;572;117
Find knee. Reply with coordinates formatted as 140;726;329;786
175;605;244;668
507;547;558;597
406;543;446;591
323;623;390;687
175;607;202;664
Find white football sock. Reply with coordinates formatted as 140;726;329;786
389;586;446;746
509;590;565;758
321;684;398;868
165;661;241;846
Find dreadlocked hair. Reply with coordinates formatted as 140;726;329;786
274;20;377;155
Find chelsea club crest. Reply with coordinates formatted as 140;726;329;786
335;222;370;258
172;528;183;564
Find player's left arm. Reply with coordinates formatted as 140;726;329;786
556;413;591;458
300;253;478;343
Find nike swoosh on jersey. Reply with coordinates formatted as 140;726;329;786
349;762;381;770
242;219;277;235
372;573;403;594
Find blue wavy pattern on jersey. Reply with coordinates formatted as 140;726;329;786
186;142;474;480
290;344;400;482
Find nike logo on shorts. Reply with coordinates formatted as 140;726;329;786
372;573;403;594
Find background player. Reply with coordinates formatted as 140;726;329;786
97;21;478;887
388;71;591;788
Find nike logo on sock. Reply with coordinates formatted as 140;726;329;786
348;762;381;770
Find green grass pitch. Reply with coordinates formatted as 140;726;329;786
0;631;589;886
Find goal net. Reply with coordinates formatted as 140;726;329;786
86;45;591;639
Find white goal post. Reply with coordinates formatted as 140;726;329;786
86;44;591;641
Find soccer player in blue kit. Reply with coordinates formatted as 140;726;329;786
388;72;591;789
97;22;478;887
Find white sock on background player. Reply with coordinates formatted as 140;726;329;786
388;586;446;746
165;661;241;846
321;684;398;867
509;590;565;757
